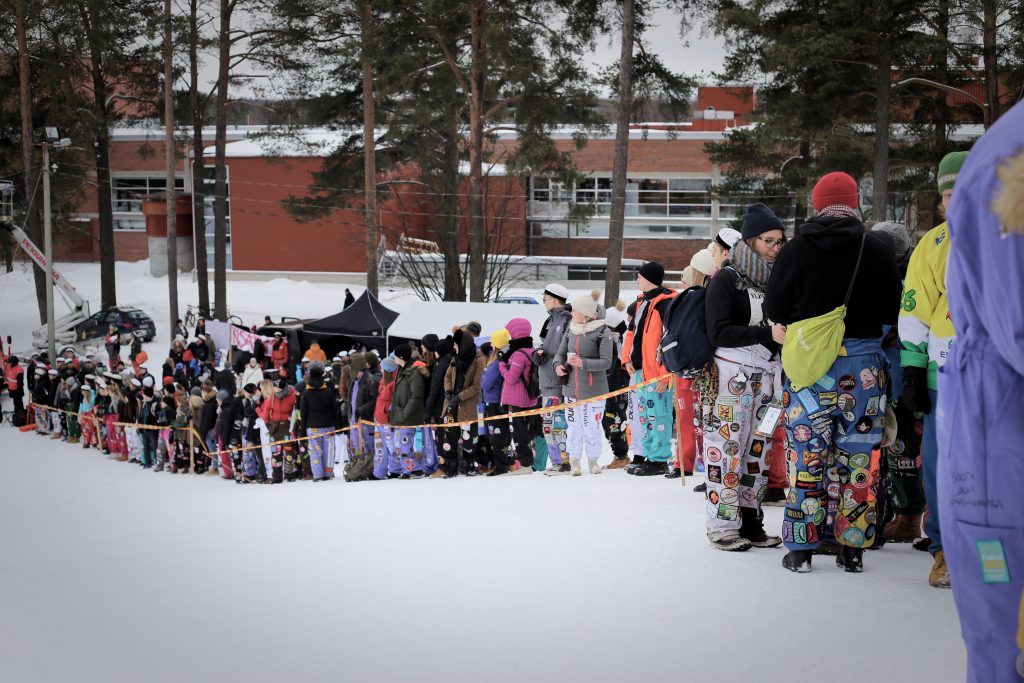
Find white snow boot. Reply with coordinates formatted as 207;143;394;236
570;458;582;476
588;458;602;474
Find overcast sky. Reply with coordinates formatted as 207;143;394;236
202;6;729;99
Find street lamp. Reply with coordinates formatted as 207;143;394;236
896;77;990;126
38;128;72;361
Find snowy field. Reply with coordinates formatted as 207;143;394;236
0;260;967;682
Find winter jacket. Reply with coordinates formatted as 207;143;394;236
304;343;327;363
480;360;503;405
32;377;50;406
390;362;429;426
499;347;535;409
354;369;381;421
198;390;218;435
425;353;452;421
555;321;613;400
299;376;338;430
898;222;953;390
444;339;486;423
765;214;902;341
271;340;289;368
139;396;159;427
625;287;676;380
374;378;395;425
241;364;264;388
215;368;237;395
705;266;778;359
216;396;242;445
538;306;571;395
241;396;260;443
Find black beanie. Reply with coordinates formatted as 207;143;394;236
465;321;482;337
741;202;784;240
393;344;413;363
420;334;439;352
243;383;257;395
436;336;454;357
638;262;665;287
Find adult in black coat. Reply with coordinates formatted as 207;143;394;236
423;335;453;423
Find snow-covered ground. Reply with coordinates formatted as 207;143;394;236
0;260;967;682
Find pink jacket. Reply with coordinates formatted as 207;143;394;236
498;348;535;408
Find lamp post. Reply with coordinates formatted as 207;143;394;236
39;127;71;361
896;77;990;128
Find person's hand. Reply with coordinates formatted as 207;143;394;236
901;366;931;415
624;362;636;376
656;376;673;393
771;324;787;345
555;364;568;377
568;355;583;368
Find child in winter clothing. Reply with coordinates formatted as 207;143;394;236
494;317;539;475
372;356;398;480
554;292;612;476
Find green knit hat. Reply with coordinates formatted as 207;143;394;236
937;151;969;193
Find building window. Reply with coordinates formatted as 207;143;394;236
112;176;185;231
198;166;232;269
568;264;641;281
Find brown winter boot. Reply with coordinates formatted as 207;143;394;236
604;456;629;470
928;550;951;588
884;513;922;543
67;436;80;444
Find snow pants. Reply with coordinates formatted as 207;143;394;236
35;406;49;434
937;343;1024;683
306;427;335;479
673;377;698;473
626;376;644;457
767;424;788;489
634;372;673;462
104;415;127;457
81;410;100;448
602;392;630;459
702;356;777;535
883;398;925;514
504;413;538;469
541;395;568;466
65;408;80;439
782;340;887;551
374;426;393;479
565;397;605;464
267;421;292;483
391;427;423;475
922;388;942;554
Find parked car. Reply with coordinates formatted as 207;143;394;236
76;307;156;343
492;296;539;305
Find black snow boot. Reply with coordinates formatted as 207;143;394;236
624;455;646;475
664;468;682;479
782;550;813;573
836;546;864;573
631;460;668;477
739;507;782;548
693;482;707;493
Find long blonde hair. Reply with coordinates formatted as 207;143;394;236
259;379;275;400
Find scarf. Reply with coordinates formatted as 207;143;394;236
729;240;772;291
569;319;607;335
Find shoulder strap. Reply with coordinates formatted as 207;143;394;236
842;235;867;309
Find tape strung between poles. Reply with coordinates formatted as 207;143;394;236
27;372;674;460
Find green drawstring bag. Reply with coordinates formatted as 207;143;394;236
782;235;866;390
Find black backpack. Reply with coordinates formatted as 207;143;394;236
518;348;540;402
659;286;715;376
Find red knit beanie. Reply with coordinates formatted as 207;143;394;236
812;172;859;211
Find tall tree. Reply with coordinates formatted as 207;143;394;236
188;0;214;316
605;0;634;310
15;0;47;323
359;0;379;296
212;0;232;320
164;0;179;334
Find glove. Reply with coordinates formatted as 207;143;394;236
446;392;459;410
901;366;931;415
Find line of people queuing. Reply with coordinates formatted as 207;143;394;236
4;103;1023;680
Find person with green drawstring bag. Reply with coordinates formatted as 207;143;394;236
765;171;902;575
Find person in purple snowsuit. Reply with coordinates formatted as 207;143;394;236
939;96;1024;682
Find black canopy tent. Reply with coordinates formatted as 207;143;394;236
300;291;399;354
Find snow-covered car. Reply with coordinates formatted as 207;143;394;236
492;296;539;305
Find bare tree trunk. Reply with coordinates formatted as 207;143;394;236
442;113;465;301
164;0;179;336
16;0;46;323
360;0;379;296
189;0;210;316
872;2;892;221
83;37;117;309
212;0;232;320
605;0;634;308
467;0;486;302
981;0;998;126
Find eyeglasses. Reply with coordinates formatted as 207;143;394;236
757;236;787;248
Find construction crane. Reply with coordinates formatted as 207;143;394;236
1;180;91;347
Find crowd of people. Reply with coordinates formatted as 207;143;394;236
3;99;1023;682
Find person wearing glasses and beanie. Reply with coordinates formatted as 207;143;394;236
621;261;676;476
766;172;902;573
701;203;787;551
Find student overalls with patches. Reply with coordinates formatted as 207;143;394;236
702;289;781;536
782;338;888;550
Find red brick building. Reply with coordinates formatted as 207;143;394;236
59;86;757;279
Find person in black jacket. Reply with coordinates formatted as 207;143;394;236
138;386;159;468
215;389;242;480
299;363;339;481
198;383;219;470
423;335;452;476
702;203;788;552
32;369;51;435
765;172;902;575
